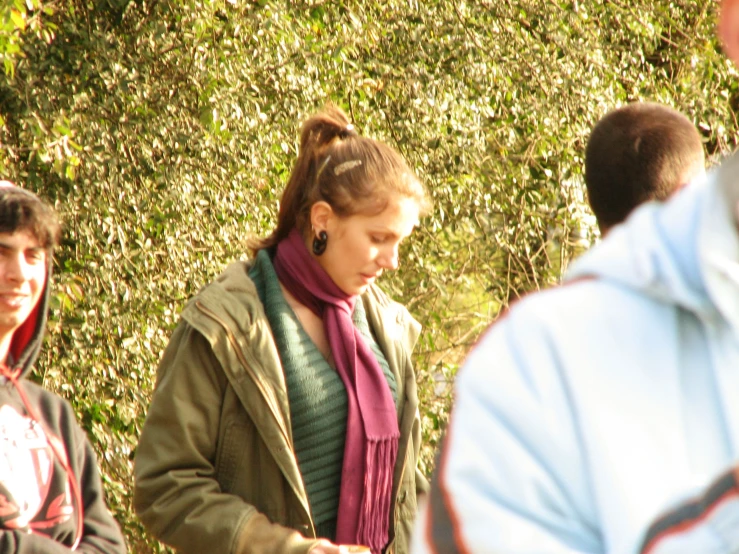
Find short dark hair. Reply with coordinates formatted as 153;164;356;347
585;102;704;231
0;187;61;250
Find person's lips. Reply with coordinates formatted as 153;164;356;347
360;273;380;284
0;292;29;310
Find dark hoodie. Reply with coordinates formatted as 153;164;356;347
0;200;126;552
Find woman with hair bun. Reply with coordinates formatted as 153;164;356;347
134;105;430;554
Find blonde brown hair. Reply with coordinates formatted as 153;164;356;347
250;105;429;252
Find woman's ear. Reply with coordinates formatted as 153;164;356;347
310;201;334;233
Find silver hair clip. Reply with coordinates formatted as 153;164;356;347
334;160;363;176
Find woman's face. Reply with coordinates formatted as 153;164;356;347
314;195;420;296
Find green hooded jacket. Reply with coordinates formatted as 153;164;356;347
133;259;429;554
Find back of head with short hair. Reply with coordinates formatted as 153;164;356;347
0;186;61;250
584;102;705;232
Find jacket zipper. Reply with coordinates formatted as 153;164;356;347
194;301;293;456
195;300;317;534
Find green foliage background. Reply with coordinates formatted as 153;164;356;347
1;0;738;551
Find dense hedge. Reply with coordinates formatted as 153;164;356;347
1;0;737;550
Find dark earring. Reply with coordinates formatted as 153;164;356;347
312;230;328;256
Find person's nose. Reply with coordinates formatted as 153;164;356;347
378;244;399;270
4;253;30;283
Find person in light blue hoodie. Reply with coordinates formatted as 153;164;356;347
410;146;739;553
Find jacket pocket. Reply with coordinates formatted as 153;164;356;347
214;421;248;493
392;490;417;554
391;448;420;554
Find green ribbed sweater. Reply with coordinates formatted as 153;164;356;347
249;250;397;541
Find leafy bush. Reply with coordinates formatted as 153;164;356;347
1;0;736;550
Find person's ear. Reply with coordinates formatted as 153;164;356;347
310;201;334;233
720;0;739;68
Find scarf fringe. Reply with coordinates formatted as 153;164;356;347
357;438;399;554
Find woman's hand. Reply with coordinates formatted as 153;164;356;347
310;541;370;554
310;539;342;554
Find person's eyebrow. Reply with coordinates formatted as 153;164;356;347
0;240;45;253
371;220;419;235
372;228;400;237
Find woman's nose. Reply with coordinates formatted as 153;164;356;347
378;245;399;270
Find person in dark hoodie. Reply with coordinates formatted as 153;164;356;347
0;181;126;553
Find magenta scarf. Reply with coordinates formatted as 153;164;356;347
273;228;399;553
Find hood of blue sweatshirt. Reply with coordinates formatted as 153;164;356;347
566;152;739;333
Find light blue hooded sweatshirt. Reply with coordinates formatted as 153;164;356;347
412;154;739;554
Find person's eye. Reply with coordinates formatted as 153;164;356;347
26;251;45;263
370;235;385;244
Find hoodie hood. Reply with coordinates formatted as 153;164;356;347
7;269;50;380
0;185;52;380
566;152;739;332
